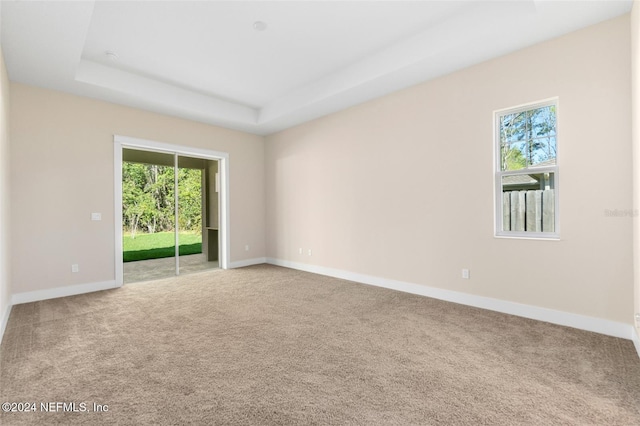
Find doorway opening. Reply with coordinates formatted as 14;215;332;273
114;136;229;286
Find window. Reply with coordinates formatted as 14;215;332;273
495;99;558;238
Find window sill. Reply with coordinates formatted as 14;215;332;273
495;233;560;241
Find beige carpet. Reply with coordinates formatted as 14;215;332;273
1;264;639;425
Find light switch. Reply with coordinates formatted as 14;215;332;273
91;213;102;221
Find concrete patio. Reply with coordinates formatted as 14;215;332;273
123;253;219;284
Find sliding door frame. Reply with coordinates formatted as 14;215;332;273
114;135;230;286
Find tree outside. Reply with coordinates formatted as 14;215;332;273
499;105;556;171
122;162;203;262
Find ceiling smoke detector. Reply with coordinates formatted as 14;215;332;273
253;21;267;31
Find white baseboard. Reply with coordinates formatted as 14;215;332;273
228;257;266;269
0;302;11;344
11;280;118;305
633;327;640;359
267;258;635;341
9;258;269;305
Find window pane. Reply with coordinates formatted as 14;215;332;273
532;105;556;138
499;112;527;143
501;172;555;233
500;142;528;171
529;136;556;167
500;105;557;170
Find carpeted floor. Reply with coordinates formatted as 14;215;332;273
1;264;639;425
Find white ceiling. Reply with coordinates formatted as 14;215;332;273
0;1;632;135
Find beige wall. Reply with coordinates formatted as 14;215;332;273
0;47;11;330
632;1;640;336
266;16;633;324
10;84;265;293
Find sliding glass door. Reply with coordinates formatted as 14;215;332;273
121;149;219;284
176;155;220;276
122;150;176;283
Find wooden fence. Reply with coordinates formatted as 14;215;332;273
502;189;554;232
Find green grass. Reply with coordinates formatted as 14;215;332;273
123;231;202;262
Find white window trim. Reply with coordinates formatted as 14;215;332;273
493;98;560;240
114;135;231;286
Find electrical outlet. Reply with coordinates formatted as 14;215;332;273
635;313;640;326
462;268;470;279
71;264;79;273
298;248;303;255
91;212;102;221
245;244;250;251
308;249;312;256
